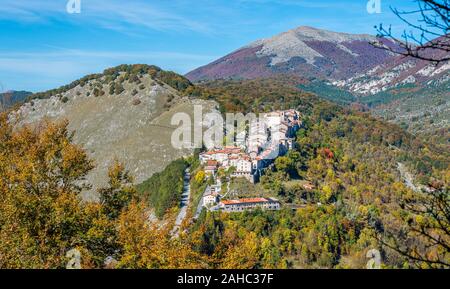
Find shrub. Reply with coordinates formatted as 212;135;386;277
93;88;105;97
114;83;124;95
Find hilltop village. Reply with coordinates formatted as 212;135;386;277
197;109;301;213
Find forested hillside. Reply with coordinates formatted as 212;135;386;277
184;78;449;268
0;73;448;268
137;159;188;219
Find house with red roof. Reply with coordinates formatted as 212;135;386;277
219;197;280;212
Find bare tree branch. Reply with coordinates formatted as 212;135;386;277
372;0;450;63
378;187;450;268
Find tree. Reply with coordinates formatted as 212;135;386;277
275;156;293;173
378;187;450;268
98;160;135;220
0;116;95;268
81;161;138;266
136;159;188;219
320;185;334;204
194;170;206;184
220;232;260;269
374;0;450;63
117;201;208;269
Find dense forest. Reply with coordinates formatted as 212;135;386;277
0;74;448;268
188;78;449;268
137;159;188;219
188;90;449;268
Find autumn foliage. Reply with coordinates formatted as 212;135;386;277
0;79;448;269
0;114;262;268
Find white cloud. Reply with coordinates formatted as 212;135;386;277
0;0;212;34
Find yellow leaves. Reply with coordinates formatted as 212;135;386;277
61;144;93;180
194;170;206;184
220;232;260;269
415;215;427;227
108;159;133;188
374;197;382;206
322;185;332;195
326;168;335;179
98;160;136;220
320;184;334;203
274;156;292;172
391;181;414;201
358;205;368;216
116;200;208;269
0;117;96;268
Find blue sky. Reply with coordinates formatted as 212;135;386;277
0;0;417;92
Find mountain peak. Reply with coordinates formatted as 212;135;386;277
291;25;320;32
278;25;374;44
186;26;397;82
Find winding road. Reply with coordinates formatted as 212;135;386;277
172;168;191;235
194;186;207;220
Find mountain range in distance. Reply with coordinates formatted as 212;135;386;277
5;26;448;139
186;26;449;92
0;90;32;111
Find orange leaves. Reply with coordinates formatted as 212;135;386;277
107;160;134;188
61;144;93;182
0;117;94;268
116;200;208;269
219;231;260;269
320;148;334;160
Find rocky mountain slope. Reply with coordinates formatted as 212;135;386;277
186;26;397;82
333;53;449;136
12;65;218;200
333;46;450;95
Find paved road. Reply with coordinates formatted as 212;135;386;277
172;168;191;235
194;185;208;219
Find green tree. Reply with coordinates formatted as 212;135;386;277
98;160;136;220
